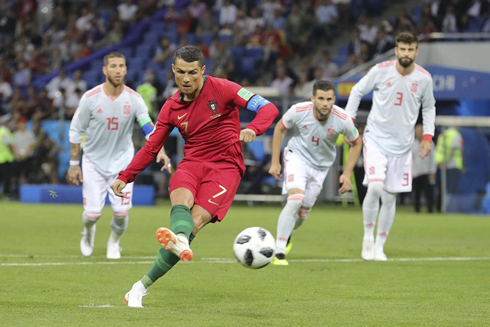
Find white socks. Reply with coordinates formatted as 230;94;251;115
362;182;384;243
82;211;100;229
362;182;397;253
276;194;304;255
294;207;311;230
110;214;129;243
375;191;396;252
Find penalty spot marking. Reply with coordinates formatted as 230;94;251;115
1;257;490;267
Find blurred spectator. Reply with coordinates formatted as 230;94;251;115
464;0;489;18
46;70;73;99
196;9;219;35
52;88;69;119
0;114;15;198
441;4;458;32
210;42;235;79
435;127;464;195
161;70;176;101
96;20;124;49
271;67;294;95
219;0;237;26
286;5;313;56
317;50;339;78
136;71;158;119
12;116;36;187
65;88;82;119
340;53;362;75
177;9;194;35
76;7;94;32
118;0;139;23
373;29;394;57
412;124;437;213
164;6;181;23
293;71;312;99
246;8;266;36
417;14;438;36
348;28;362;57
153;36;176;63
188;0;207;33
0;75;13;102
0;58;12;83
85;17;106;48
0;8;17;40
393;8;415;33
359;17;378;44
270;8;286;31
31;119;59;184
262;0;282;24
13;61;31;88
359;41;373;63
32;88;54;121
68;70;87;98
333;0;351;25
312;0;339;44
47;48;66;72
195;37;210;58
27;49;48;74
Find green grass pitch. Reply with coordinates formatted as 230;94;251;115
0;201;489;326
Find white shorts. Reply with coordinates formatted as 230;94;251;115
282;148;329;207
82;156;134;214
362;136;412;193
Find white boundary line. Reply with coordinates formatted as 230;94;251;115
1;257;489;267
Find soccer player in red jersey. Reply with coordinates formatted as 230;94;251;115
111;46;279;307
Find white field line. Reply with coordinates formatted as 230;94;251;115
1;257;490;267
78;304;115;308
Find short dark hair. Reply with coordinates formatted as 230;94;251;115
395;32;418;47
313;80;336;96
173;46;204;67
104;51;126;66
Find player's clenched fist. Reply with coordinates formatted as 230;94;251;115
111;179;127;197
240;128;256;143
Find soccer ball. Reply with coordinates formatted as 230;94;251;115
233;227;275;269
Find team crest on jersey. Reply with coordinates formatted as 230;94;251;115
411;82;418;93
207;100;221;119
288;174;294;182
123;103;131;115
327;127;336;137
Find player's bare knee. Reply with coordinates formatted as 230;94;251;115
170;188;194;208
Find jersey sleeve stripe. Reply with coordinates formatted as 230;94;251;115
377;60;395;68
295;104;311;112
416;66;431;76
124;86;141;97
333;109;347;120
86;88;102;98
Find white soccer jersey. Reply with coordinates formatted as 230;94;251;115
345;60;436;156
281;102;359;170
69;84;150;176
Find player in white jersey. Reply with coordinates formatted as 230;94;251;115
269;80;362;266
345;32;436;261
67;52;171;259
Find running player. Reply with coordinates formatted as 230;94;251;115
111;46;279;308
68;51;170;260
345;32;436;261
269;80;362;266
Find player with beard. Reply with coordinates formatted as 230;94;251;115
269;80;362;266
345;32;436;261
111;46;279;308
68;51;171;260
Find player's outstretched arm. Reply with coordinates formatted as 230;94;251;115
339;136;362;194
111;179;127;197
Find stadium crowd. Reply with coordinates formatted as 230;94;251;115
0;0;485;199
